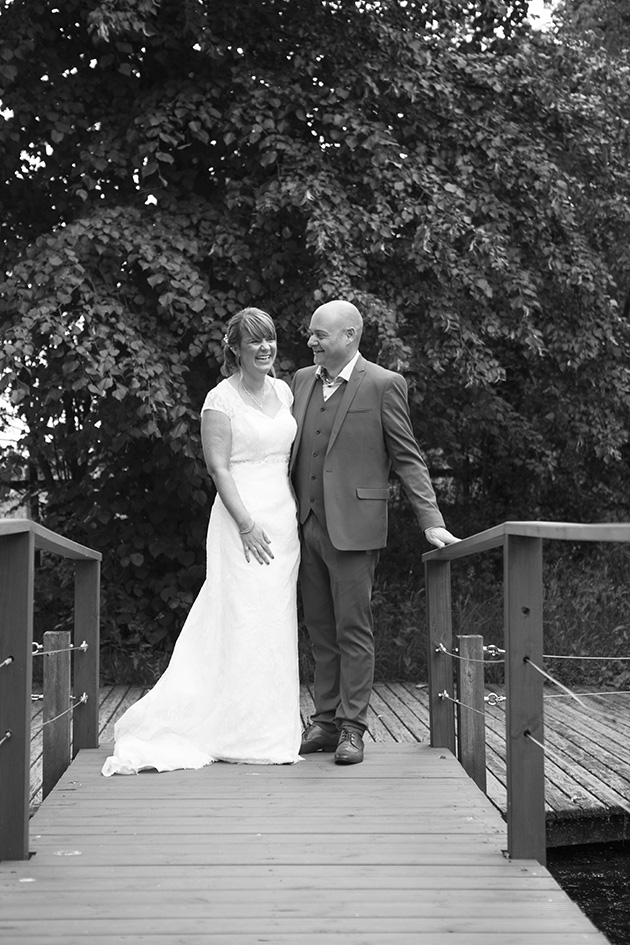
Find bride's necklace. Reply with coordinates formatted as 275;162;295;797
239;375;267;410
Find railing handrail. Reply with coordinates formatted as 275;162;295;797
422;519;630;866
0;519;100;861
0;518;102;561
423;521;630;562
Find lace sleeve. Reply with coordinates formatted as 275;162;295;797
201;382;235;419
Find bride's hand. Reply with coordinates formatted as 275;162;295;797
240;522;274;565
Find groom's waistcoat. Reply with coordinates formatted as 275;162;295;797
293;382;344;527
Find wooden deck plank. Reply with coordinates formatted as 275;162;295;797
369;686;424;742
377;681;431;739
3;743;608;944
0;888;581;906
0;863;563;888
0;920;609;936
0;938;608;945
0;938;603;945
0;907;607;923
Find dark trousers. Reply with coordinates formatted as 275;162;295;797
299;513;379;734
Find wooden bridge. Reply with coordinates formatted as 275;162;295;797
3;518;629;943
28;680;630;848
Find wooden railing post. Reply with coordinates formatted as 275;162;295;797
43;630;71;798
72;558;100;753
504;535;546;863
456;635;487;793
0;530;34;860
425;559;455;753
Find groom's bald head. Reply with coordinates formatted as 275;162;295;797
313;300;363;340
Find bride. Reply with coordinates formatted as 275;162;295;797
102;308;302;775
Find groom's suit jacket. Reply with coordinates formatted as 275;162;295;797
290;355;444;551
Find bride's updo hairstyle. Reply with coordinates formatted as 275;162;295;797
221;307;277;377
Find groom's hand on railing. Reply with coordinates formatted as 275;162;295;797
424;526;461;549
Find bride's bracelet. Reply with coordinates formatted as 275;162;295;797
239;520;256;535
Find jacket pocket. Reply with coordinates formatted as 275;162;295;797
356;487;389;500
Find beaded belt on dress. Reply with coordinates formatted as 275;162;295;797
230;456;289;467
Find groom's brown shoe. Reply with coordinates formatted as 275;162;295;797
300;722;338;754
334;728;364;764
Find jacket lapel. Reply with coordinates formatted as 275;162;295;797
327;355;367;454
290;369;319;471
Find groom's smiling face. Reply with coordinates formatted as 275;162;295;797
307;309;353;377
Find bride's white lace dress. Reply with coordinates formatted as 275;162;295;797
101;378;301;775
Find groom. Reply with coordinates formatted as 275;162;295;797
290;299;459;764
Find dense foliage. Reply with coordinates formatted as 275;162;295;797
556;0;630;53
1;0;629;667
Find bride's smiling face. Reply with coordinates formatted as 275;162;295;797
238;332;277;380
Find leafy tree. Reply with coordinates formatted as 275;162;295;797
1;0;629;663
555;0;630;54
